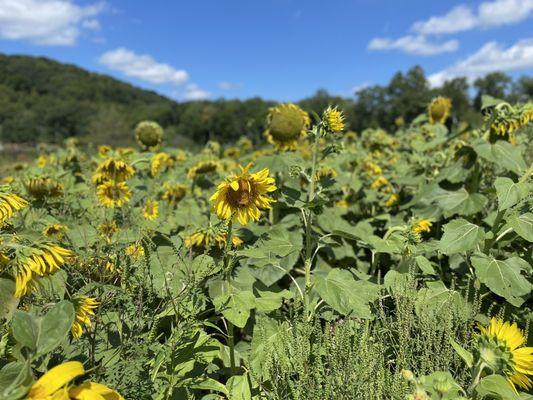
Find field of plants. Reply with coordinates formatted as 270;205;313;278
0;96;532;400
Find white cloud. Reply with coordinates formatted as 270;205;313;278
368;35;459;56
412;0;533;35
428;39;533;87
352;81;371;95
99;47;189;85
218;81;242;90
0;0;105;46
82;18;100;31
184;84;211;101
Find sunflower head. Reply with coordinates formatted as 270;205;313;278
428;97;452;124
162;183;187;204
97;181;132;208
476;318;533;391
237;136;253;151
385;193;399;207
210;163;276;225
71;296;99;338
25;178;63;199
412;219;432;234
94;158;135;183
322;106;345;133
224;147;241;159
143;199;159;221
135;120;164;150
184;226;243;250
98;221;119;243
266;103;310;150
43;224;67;238
125;244;145;260
370;176;389;190
187;160;219;180
151;152;173;177
0;190;28;226
98;145;112;157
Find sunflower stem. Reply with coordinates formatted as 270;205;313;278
223;220;237;375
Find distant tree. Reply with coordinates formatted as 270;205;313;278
509;76;533;103
474;72;511;109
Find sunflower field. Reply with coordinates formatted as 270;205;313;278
0;95;532;400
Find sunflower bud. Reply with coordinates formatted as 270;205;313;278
135;121;164;150
322;106;345;133
265;103;310;150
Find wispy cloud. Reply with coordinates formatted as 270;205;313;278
0;0;106;46
412;0;533;35
368;35;459;56
428;39;533;87
99;47;188;85
184;84;211;101
217;81;242;90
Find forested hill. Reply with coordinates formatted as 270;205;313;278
0;54;531;146
0;54;181;144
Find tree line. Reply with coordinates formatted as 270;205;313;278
0;55;531;147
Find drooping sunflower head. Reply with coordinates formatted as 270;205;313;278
322;106;345;133
364;161;382;176
476;318;533;391
162;183;187;204
97;181;132;208
265;103;310;150
151;152;173;177
237;136;253;151
187;160;219;180
385;193;400;207
224;147;241;159
142;199;159;221
93;158;135;183
0;190;28;226
210;163;276;225
412;219;432;234
71;296;99;338
370;176;389;190
184;226;243;250
428;97;452;124
135;120;164;150
43;224;67;238
98;145;112;157
25;177;63;200
98;221;119;243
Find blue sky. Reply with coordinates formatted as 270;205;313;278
0;0;531;101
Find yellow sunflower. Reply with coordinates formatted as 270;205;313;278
162;183;187;204
184;227;244;250
71;296;99;338
143;199;159;220
370;176;389;190
428;96;452;124
98;221;119;243
15;244;72;297
265;103;310;150
224;147;241;159
0;190;28;226
43;223;68;238
151;152;173;177
98;145;112;157
25;177;63;199
385;193;399;207
322;106;345;133
93;158;135;183
97;181;132;208
210;163;276;225
364;161;382;176
187;160;219;180
478;318;533;391
412;219;432;234
27;360;123;400
125;244;145;260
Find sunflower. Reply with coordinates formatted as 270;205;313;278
25;177;63;199
344;131;358;142
385;193;399;207
98;145;112;157
370;176;389;190
93;158;135;183
224;147;241;159
428;97;452;124
98;221;119;243
184;227;243;249
162;183;187;204
151;152;173;177
71;296;99;338
143;199;159;220
14;244;72;297
27;360;124;400
210;163;276;225
477;318;533;391
97;181;132;208
364;161;382;176
322;106;345;133
265;103;310;150
135;120;164;150
237;136;253;151
187;160;219;180
125;244;145;260
335;199;349;209
0;190;28;226
43;223;68;238
412;219;432;234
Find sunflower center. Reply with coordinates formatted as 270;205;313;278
227;179;255;208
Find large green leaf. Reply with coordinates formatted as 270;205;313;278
314;269;380;318
0;279;19;321
213;290;256;328
226;374;252;400
508;212;533;242
494;177;528;211
36;300;75;356
0;362;32;400
439;219;486;255
437;188;488;217
471;253;531;307
475;375;520;400
472;139;527;174
11;311;38;351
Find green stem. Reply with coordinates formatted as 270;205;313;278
483;209;505;253
223;220;237;375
